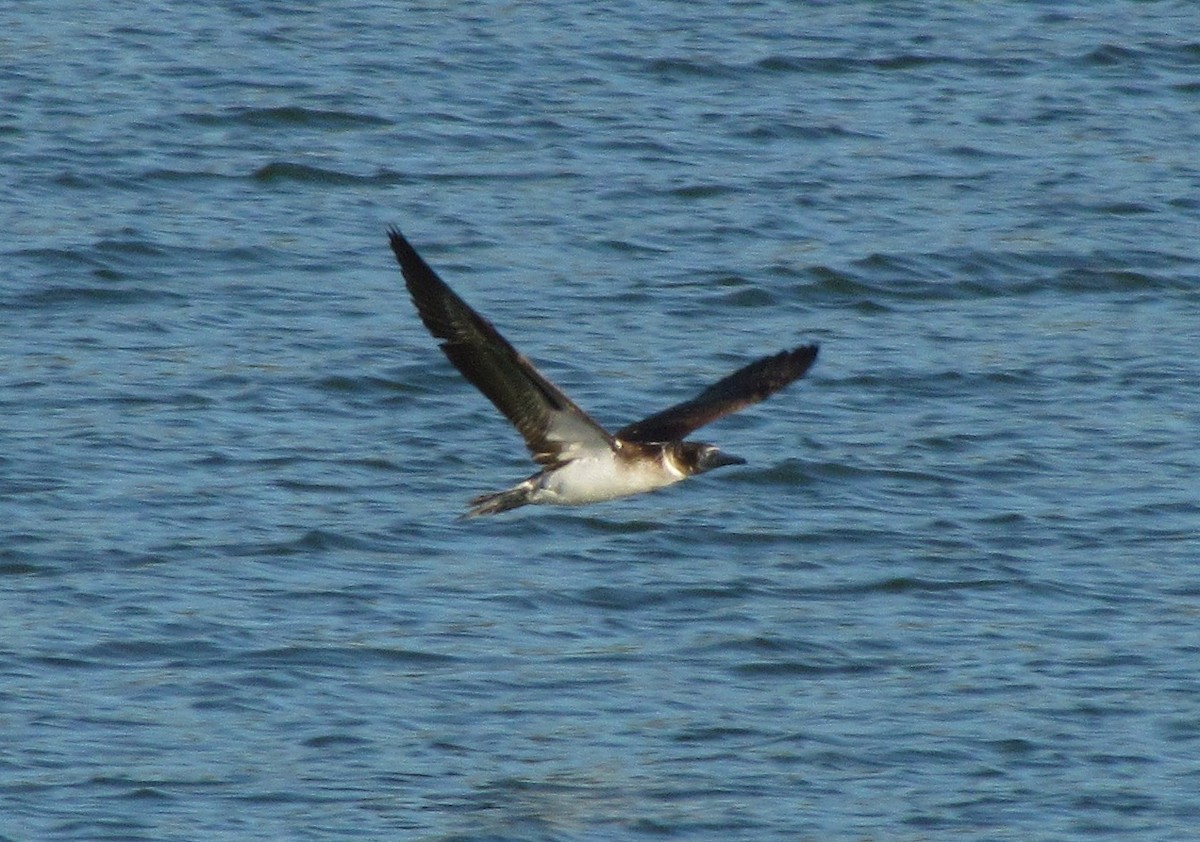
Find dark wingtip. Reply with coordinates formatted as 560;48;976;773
794;343;819;362
765;343;819;382
785;343;819;377
387;225;414;261
387;226;442;295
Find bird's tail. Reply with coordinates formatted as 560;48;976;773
463;483;533;518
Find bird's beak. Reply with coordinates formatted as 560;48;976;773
700;449;747;471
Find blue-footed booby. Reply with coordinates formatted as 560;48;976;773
388;227;818;517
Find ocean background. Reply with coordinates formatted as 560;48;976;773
3;2;1199;839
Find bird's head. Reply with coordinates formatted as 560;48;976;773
680;442;746;475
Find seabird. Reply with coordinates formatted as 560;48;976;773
388;227;818;517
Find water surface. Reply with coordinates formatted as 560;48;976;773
3;2;1199;840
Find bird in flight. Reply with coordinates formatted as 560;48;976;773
388;227;818;517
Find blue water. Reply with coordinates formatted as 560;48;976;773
3;2;1199;839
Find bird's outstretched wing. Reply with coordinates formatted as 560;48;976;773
389;227;614;466
616;345;818;443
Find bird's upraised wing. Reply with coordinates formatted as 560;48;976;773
616;345;818;443
388;227;614;466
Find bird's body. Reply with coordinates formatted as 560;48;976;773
469;441;690;516
387;227;818;517
525;444;687;505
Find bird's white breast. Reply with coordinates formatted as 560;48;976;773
530;450;684;505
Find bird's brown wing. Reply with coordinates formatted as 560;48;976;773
616;345;818;443
388;227;614;466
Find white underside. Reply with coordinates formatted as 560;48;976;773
528;450;685;506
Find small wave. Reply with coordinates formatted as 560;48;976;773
212;528;387;559
868;53;955;71
252;161;384;185
735;121;871;142
78;638;224;665
838;575;1011;597
12;285;182;308
755;54;859;75
186;106;392;129
1081;44;1147;68
733;658;886;677
790;248;1193;305
314;374;400;395
755;52;1021;76
573;585;667;610
288;528;382;553
713;285;778;308
594;237;672;256
142;167;238;184
240;644;459;669
302;733;369;749
642;56;739;80
671;724;768;743
0;556;54;576
667;183;739;200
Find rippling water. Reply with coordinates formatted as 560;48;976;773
3;2;1199;840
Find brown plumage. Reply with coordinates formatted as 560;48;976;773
615;346;819;443
389;227;612;467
